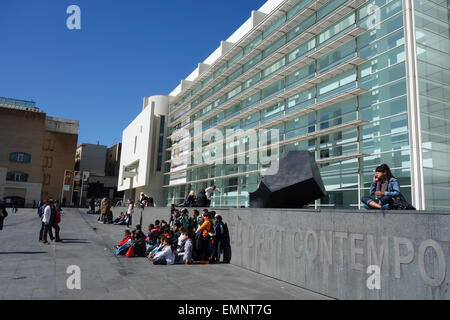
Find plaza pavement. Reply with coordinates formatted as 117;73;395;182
0;208;331;300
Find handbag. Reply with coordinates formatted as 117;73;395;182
392;197;416;210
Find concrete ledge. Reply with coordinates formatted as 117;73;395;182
111;207;450;299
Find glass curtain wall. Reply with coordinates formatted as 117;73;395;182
165;0;416;208
413;0;450;210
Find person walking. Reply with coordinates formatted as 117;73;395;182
39;200;52;245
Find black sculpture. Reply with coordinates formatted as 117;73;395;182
249;150;326;208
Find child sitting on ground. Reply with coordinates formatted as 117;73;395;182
177;227;188;250
115;229;133;255
151;237;175;265
176;231;193;264
126;230;146;258
146;234;164;257
115;229;131;248
173;222;182;243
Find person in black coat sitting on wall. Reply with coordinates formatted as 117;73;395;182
196;190;207;207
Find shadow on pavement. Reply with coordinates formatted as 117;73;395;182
0;251;47;255
60;238;90;244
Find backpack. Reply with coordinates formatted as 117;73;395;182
392;197;416;210
208;221;215;237
38;206;44;217
55;211;61;224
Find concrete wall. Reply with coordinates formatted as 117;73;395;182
111;206;450;300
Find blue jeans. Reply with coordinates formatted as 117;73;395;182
361;195;393;208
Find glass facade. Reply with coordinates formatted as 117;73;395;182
414;0;450;210
164;0;450;209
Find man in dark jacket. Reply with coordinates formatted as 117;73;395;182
0;200;8;231
49;201;61;242
212;215;226;263
188;209;200;233
221;220;231;264
131;231;147;257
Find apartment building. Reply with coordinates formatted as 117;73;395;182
0;97;79;206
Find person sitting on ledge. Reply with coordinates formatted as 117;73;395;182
361;164;401;210
113;212;127;225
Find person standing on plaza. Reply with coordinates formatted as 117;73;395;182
179;208;190;228
39;200;52;244
0;199;8;231
100;197;111;223
195;212;213;263
49;201;61;242
89;198;95;214
126;200;134;228
205;185;221;207
188;209;200;233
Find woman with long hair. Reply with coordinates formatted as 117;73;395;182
361;164;401;210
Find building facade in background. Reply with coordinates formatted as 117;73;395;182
106;143;122;177
121;0;449;210
75;143;124;206
0;97;79;206
75;143;107;176
117;96;169;206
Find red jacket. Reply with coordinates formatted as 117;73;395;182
117;236;131;247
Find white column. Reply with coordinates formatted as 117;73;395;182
402;0;425;210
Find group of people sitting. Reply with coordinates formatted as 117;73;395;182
114;207;231;265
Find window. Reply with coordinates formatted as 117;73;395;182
6;171;29;182
44;173;51;185
157;116;165;172
43;156;53;168
134;136;137;154
9;152;31;163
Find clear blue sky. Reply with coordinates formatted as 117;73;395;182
0;0;265;146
